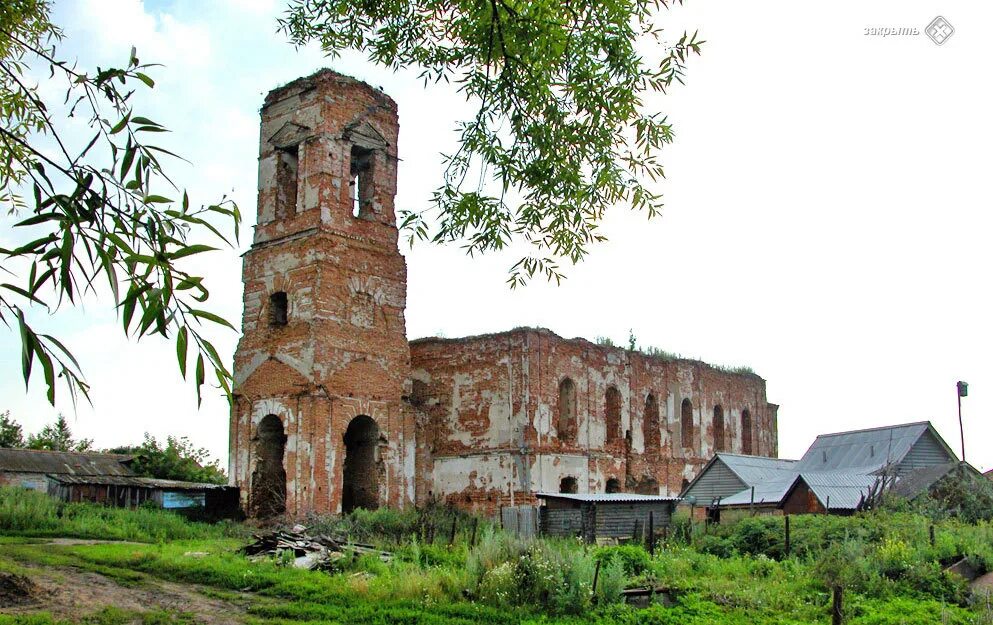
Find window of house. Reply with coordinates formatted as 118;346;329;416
349;145;373;218
605;385;621;444
713;405;725;452
269;291;288;327
275;145;298;220
560;476;578;494
605;477;621;493
644;393;660;451
558;378;577;442
681;398;694;450
741;408;753;455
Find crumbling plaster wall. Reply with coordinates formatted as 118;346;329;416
410;327;778;512
230;70;414;517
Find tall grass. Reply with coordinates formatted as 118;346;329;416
0;486;235;542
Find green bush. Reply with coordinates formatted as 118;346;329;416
593;544;651;576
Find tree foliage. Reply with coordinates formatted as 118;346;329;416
24;413;92;451
108;433;226;485
0;0;240;406
0;410;25;447
282;0;701;286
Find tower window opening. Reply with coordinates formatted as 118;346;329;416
269;291;288;327
350;145;374;218
275;145;298;220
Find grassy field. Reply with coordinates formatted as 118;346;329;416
2;487;993;624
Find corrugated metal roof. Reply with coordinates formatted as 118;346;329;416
718;453;798;484
536;493;679;503
799;471;881;510
48;474;226;490
718;476;797;507
0;448;134;476
795;421;936;473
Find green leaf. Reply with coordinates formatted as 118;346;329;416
135;72;155;88
169;244;218;260
176;326;188;379
195;354;205;406
109;111;131;135
187;308;235;330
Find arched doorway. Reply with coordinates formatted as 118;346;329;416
342;415;380;513
251;414;286;517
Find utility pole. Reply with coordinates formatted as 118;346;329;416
956;381;969;464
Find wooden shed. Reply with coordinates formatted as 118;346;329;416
537;493;678;543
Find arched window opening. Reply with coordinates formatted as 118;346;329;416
681;478;690;493
741;408;753;455
643;393;660;451
605;477;621;494
557;377;577;442
251;414;286;517
275;145;298;220
680;398;694;450
350;145;374;218
605;385;622;444
343;415;380;513
559;476;578;494
713;405;725;452
269;291;288;327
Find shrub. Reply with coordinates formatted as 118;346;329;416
593;544;651;576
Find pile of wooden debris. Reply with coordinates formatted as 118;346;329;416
242;524;392;571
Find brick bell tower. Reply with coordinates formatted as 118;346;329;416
229;70;414;517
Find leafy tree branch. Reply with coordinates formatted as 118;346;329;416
281;0;702;286
0;0;240;406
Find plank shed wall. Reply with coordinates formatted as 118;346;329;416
593;502;674;538
899;431;954;473
781;482;824;515
540;508;584;536
683;460;746;502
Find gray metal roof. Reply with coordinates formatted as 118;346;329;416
718;453;798;484
0;448;134;476
719;470;880;509
536;493;679;503
48;474;226;490
718;476;797;507
795;421;950;474
798;471;881;510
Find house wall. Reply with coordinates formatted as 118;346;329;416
898;430;955;474
781;482;825;515
682;459;747;503
0;472;48;491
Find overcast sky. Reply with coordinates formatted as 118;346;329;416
2;0;990;472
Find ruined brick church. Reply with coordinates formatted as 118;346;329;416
229;70;779;517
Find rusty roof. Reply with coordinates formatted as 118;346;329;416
0;448;134;476
48;474;227;490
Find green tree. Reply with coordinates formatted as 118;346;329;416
0;410;25;447
282;0;701;286
108;434;226;484
25;413;92;451
0;0;240;407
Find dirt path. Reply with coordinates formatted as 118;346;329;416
0;563;251;625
